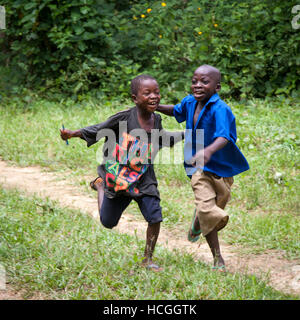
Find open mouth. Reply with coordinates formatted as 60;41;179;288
193;91;205;99
148;101;158;108
194;91;204;95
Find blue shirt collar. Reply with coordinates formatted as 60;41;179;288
203;93;220;108
192;93;220;130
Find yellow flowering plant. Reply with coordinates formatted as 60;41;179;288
125;0;298;99
125;0;225;99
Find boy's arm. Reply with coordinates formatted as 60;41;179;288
191;137;228;167
156;114;184;148
159;129;185;148
156;104;175;116
60;129;83;141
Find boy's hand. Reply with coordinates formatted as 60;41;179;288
191;148;212;167
191;137;228;167
60;128;73;141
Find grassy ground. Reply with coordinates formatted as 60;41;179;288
0;186;295;300
0;95;299;259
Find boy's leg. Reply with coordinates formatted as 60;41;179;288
188;211;224;267
144;222;161;266
190;172;231;269
208;175;233;270
100;194;132;229
136;196;163;271
205;228;225;268
92;177;105;211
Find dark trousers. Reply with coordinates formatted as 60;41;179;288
100;194;163;228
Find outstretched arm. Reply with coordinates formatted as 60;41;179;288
60;129;83;141
156;104;175;116
159;129;185;148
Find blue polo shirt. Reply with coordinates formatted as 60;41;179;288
173;93;249;177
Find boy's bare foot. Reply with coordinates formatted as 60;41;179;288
212;255;226;272
141;259;163;272
212;264;226;272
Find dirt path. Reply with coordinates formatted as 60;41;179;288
0;159;299;299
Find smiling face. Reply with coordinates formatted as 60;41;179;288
132;79;161;113
191;65;221;105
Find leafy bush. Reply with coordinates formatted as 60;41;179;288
0;0;299;100
127;0;300;100
0;0;140;99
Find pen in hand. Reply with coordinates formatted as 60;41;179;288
62;124;69;145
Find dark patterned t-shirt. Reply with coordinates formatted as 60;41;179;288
80;107;183;199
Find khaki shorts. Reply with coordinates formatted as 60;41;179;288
191;171;234;236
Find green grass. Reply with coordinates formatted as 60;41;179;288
0;187;295;300
0;95;299;260
224;208;299;258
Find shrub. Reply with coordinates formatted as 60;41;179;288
0;0;299;100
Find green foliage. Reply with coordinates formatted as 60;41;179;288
0;0;141;99
128;0;300;100
0;0;299;100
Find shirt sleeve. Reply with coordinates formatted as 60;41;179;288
213;106;237;143
80;110;129;147
173;96;188;123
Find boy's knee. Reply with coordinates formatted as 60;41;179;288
100;216;117;229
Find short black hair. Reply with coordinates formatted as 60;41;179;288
197;64;221;83
130;74;157;96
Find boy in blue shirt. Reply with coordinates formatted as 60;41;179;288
157;65;249;271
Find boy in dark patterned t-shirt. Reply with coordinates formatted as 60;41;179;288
60;75;183;271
